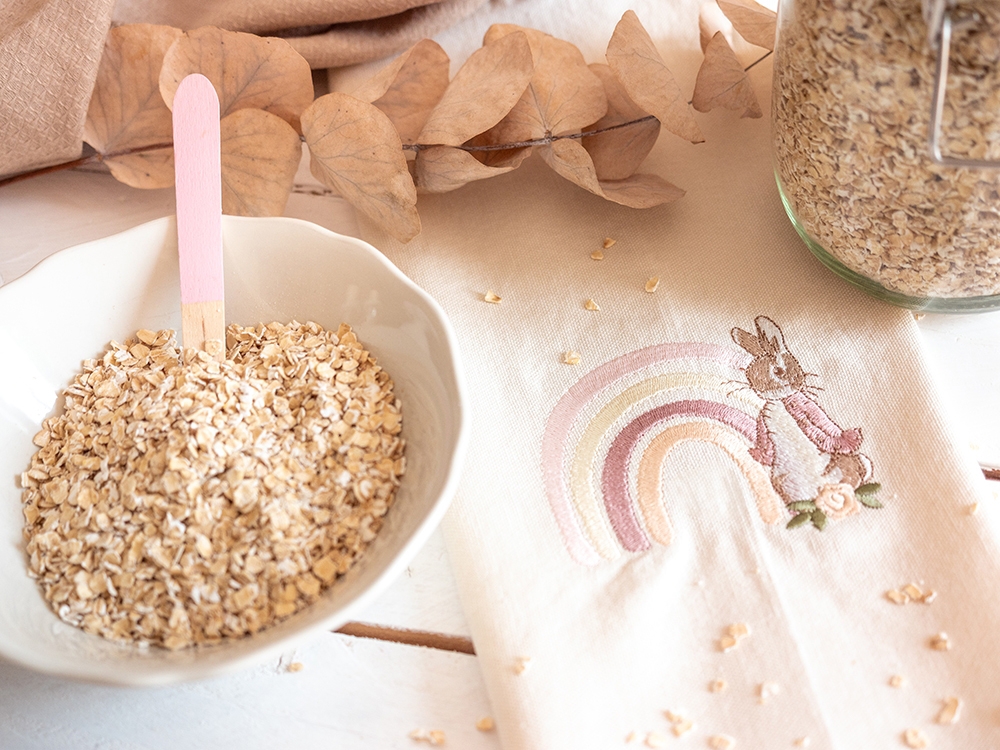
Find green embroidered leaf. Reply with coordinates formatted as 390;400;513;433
786;513;811;529
789;501;817;513
811;509;828;531
858;494;884;509
856;482;881;496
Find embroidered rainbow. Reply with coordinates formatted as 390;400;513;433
541;343;785;566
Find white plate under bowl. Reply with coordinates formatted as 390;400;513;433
0;216;467;685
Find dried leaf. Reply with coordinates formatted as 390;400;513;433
84;24;182;188
302;93;419;242
717;0;777;51
582;63;660;181
160;26;313;131
414;146;517;193
353;39;451;144
600;173;685;208
462;133;531;169
480;24;607;141
693;32;763;118
220;108;301;217
417;31;533;147
102;148;175;189
606;11;704;144
542;139;684;208
700;2;735;52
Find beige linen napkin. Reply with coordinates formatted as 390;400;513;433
0;0;115;176
111;0;489;68
357;20;1000;750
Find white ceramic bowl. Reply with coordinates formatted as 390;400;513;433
0;216;467;685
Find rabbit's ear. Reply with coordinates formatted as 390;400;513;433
731;326;765;357
754;316;786;354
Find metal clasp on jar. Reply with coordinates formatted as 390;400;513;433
925;0;997;168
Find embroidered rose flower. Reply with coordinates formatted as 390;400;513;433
814;483;859;519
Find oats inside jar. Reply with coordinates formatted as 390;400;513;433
20;321;405;650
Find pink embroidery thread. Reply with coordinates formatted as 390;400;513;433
601;400;755;552
541;343;751;565
732;315;882;530
541;317;884;564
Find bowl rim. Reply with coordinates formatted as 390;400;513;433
0;215;469;686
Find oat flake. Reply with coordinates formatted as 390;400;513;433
936;696;962;725
903;728;928;748
476;717;495;732
644;731;667;748
21;323;405;650
708;734;736;750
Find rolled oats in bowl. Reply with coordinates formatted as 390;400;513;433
773;0;1000;310
20;321;405;650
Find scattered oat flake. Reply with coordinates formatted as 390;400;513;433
727;623;750;638
968;503;979;515
913;312;926;320
645;731;668;748
903;728;928;748
563;351;582;366
591;249;605;260
584;298;600;311
921;590;938;604
930;632;952;651
287;661;304;673
409;729;446;746
757;682;780;704
476;717;495;732
708;734;736;750
484;290;502;304
645;276;660;293
889;674;906;688
902;583;924;600
793;738;811;748
663;711;695;737
937;696;962;725
513;656;532;674
709;678;728;693
626;730;639;743
672;719;694;737
604;237;617;249
886;589;909;605
718;634;739;652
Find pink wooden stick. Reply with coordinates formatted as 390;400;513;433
172;73;225;360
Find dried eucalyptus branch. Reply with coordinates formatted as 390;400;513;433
0;144;172;188
402;115;658;153
0;3;778;242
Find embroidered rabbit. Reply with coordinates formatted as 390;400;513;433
731;316;872;506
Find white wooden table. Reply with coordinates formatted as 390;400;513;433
2;156;1000;750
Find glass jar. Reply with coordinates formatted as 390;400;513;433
772;0;1000;311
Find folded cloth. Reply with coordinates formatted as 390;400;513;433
0;0;486;177
111;0;489;68
357;4;1000;748
0;0;115;176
